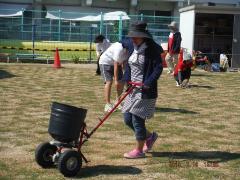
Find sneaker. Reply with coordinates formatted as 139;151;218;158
113;99;123;111
143;132;158;153
176;81;180;87
117;104;123;110
104;103;114;112
117;101;124;110
124;149;145;159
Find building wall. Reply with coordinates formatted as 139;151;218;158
92;0;129;10
138;1;173;11
0;0;81;5
2;0;239;16
0;0;180;15
232;14;240;68
0;0;32;4
180;10;195;52
193;0;240;6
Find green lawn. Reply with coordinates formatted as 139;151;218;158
0;63;239;179
0;39;97;61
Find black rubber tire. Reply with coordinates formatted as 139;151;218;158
58;150;82;177
35;142;57;168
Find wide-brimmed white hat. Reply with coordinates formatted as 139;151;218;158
168;21;178;29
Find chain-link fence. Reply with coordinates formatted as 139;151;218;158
0;9;179;61
0;9;178;42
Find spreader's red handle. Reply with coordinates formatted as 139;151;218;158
88;81;143;138
128;81;143;87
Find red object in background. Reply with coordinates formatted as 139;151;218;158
161;51;167;68
53;48;61;68
160;48;184;68
160;43;168;68
179;48;183;63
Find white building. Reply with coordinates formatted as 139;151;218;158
1;0;239;17
179;3;240;68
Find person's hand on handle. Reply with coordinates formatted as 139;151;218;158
128;82;147;90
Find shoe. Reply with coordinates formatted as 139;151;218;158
104;103;114;112
176;81;180;87
124;149;145;159
113;99;123;111
143;132;158;153
117;104;122;110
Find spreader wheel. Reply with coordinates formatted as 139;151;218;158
35;142;57;168
58;150;82;177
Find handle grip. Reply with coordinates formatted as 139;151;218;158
128;81;143;87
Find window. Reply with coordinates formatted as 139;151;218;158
139;10;171;17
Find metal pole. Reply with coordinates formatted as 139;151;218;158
100;12;103;34
89;26;93;62
21;8;24;40
32;20;36;61
118;15;123;41
105;24;108;38
88;85;136;138
58;10;61;41
69;20;72;41
49;19;52;41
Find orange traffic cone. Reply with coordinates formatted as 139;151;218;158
53;48;61;68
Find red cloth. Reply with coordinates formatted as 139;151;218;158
174;61;193;76
168;33;174;54
161;51;167;68
178;49;183;63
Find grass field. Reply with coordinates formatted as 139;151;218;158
0;39;97;61
0;63;240;179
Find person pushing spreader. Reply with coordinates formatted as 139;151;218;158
35;82;142;177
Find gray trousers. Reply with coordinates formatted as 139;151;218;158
165;53;179;73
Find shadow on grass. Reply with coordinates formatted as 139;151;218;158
189;84;215;89
155;107;199;114
191;73;212;77
76;165;142;178
0;70;15;79
150;151;240;163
